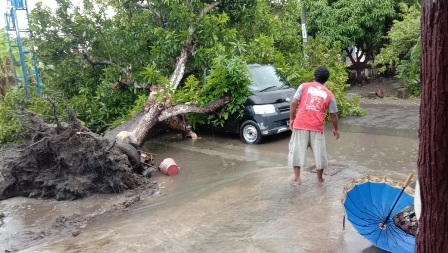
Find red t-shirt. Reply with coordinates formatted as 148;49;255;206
292;82;335;132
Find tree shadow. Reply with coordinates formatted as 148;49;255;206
361;245;389;253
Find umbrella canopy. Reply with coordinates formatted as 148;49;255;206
341;175;415;253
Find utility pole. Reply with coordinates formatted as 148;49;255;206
301;2;307;46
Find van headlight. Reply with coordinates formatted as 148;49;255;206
253;104;276;114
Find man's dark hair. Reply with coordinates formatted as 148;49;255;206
314;66;330;84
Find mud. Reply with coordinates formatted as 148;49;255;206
0;108;162;251
0;109;149;201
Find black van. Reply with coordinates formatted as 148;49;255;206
216;64;296;144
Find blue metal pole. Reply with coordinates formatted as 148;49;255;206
11;6;31;95
4;0;42;95
5;3;22;91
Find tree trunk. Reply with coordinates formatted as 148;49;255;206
169;46;189;90
416;1;448;252
345;47;368;85
132;101;163;146
130;96;231;146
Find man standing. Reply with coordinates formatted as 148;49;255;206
288;66;339;185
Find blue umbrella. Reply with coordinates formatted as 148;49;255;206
341;174;415;253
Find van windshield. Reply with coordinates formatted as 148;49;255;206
248;65;289;92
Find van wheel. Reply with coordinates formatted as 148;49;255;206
240;120;262;144
115;141;141;169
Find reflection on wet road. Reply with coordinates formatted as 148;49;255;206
8;104;419;253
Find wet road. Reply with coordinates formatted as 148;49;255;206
2;103;419;253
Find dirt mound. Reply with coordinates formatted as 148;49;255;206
0;109;147;201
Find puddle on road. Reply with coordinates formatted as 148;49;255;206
2;104;418;253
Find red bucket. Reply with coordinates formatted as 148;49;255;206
158;158;179;176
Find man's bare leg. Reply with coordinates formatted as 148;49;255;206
292;166;301;185
317;169;325;184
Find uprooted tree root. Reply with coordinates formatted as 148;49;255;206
0;108;151;201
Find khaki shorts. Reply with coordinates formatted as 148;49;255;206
288;129;328;170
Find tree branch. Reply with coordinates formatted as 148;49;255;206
344;47;356;66
158;95;231;121
134;2;164;26
169;1;221;89
198;1;221;19
82;52;131;77
45;96;61;134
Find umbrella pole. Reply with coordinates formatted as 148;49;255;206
379;173;414;228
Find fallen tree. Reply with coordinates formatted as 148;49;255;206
1;0;247;199
0;3;242;200
79;1;237;146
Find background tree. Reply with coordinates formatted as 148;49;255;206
374;2;421;96
0;30;15;96
416;0;448;252
303;0;398;83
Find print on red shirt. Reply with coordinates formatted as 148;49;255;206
304;86;328;112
